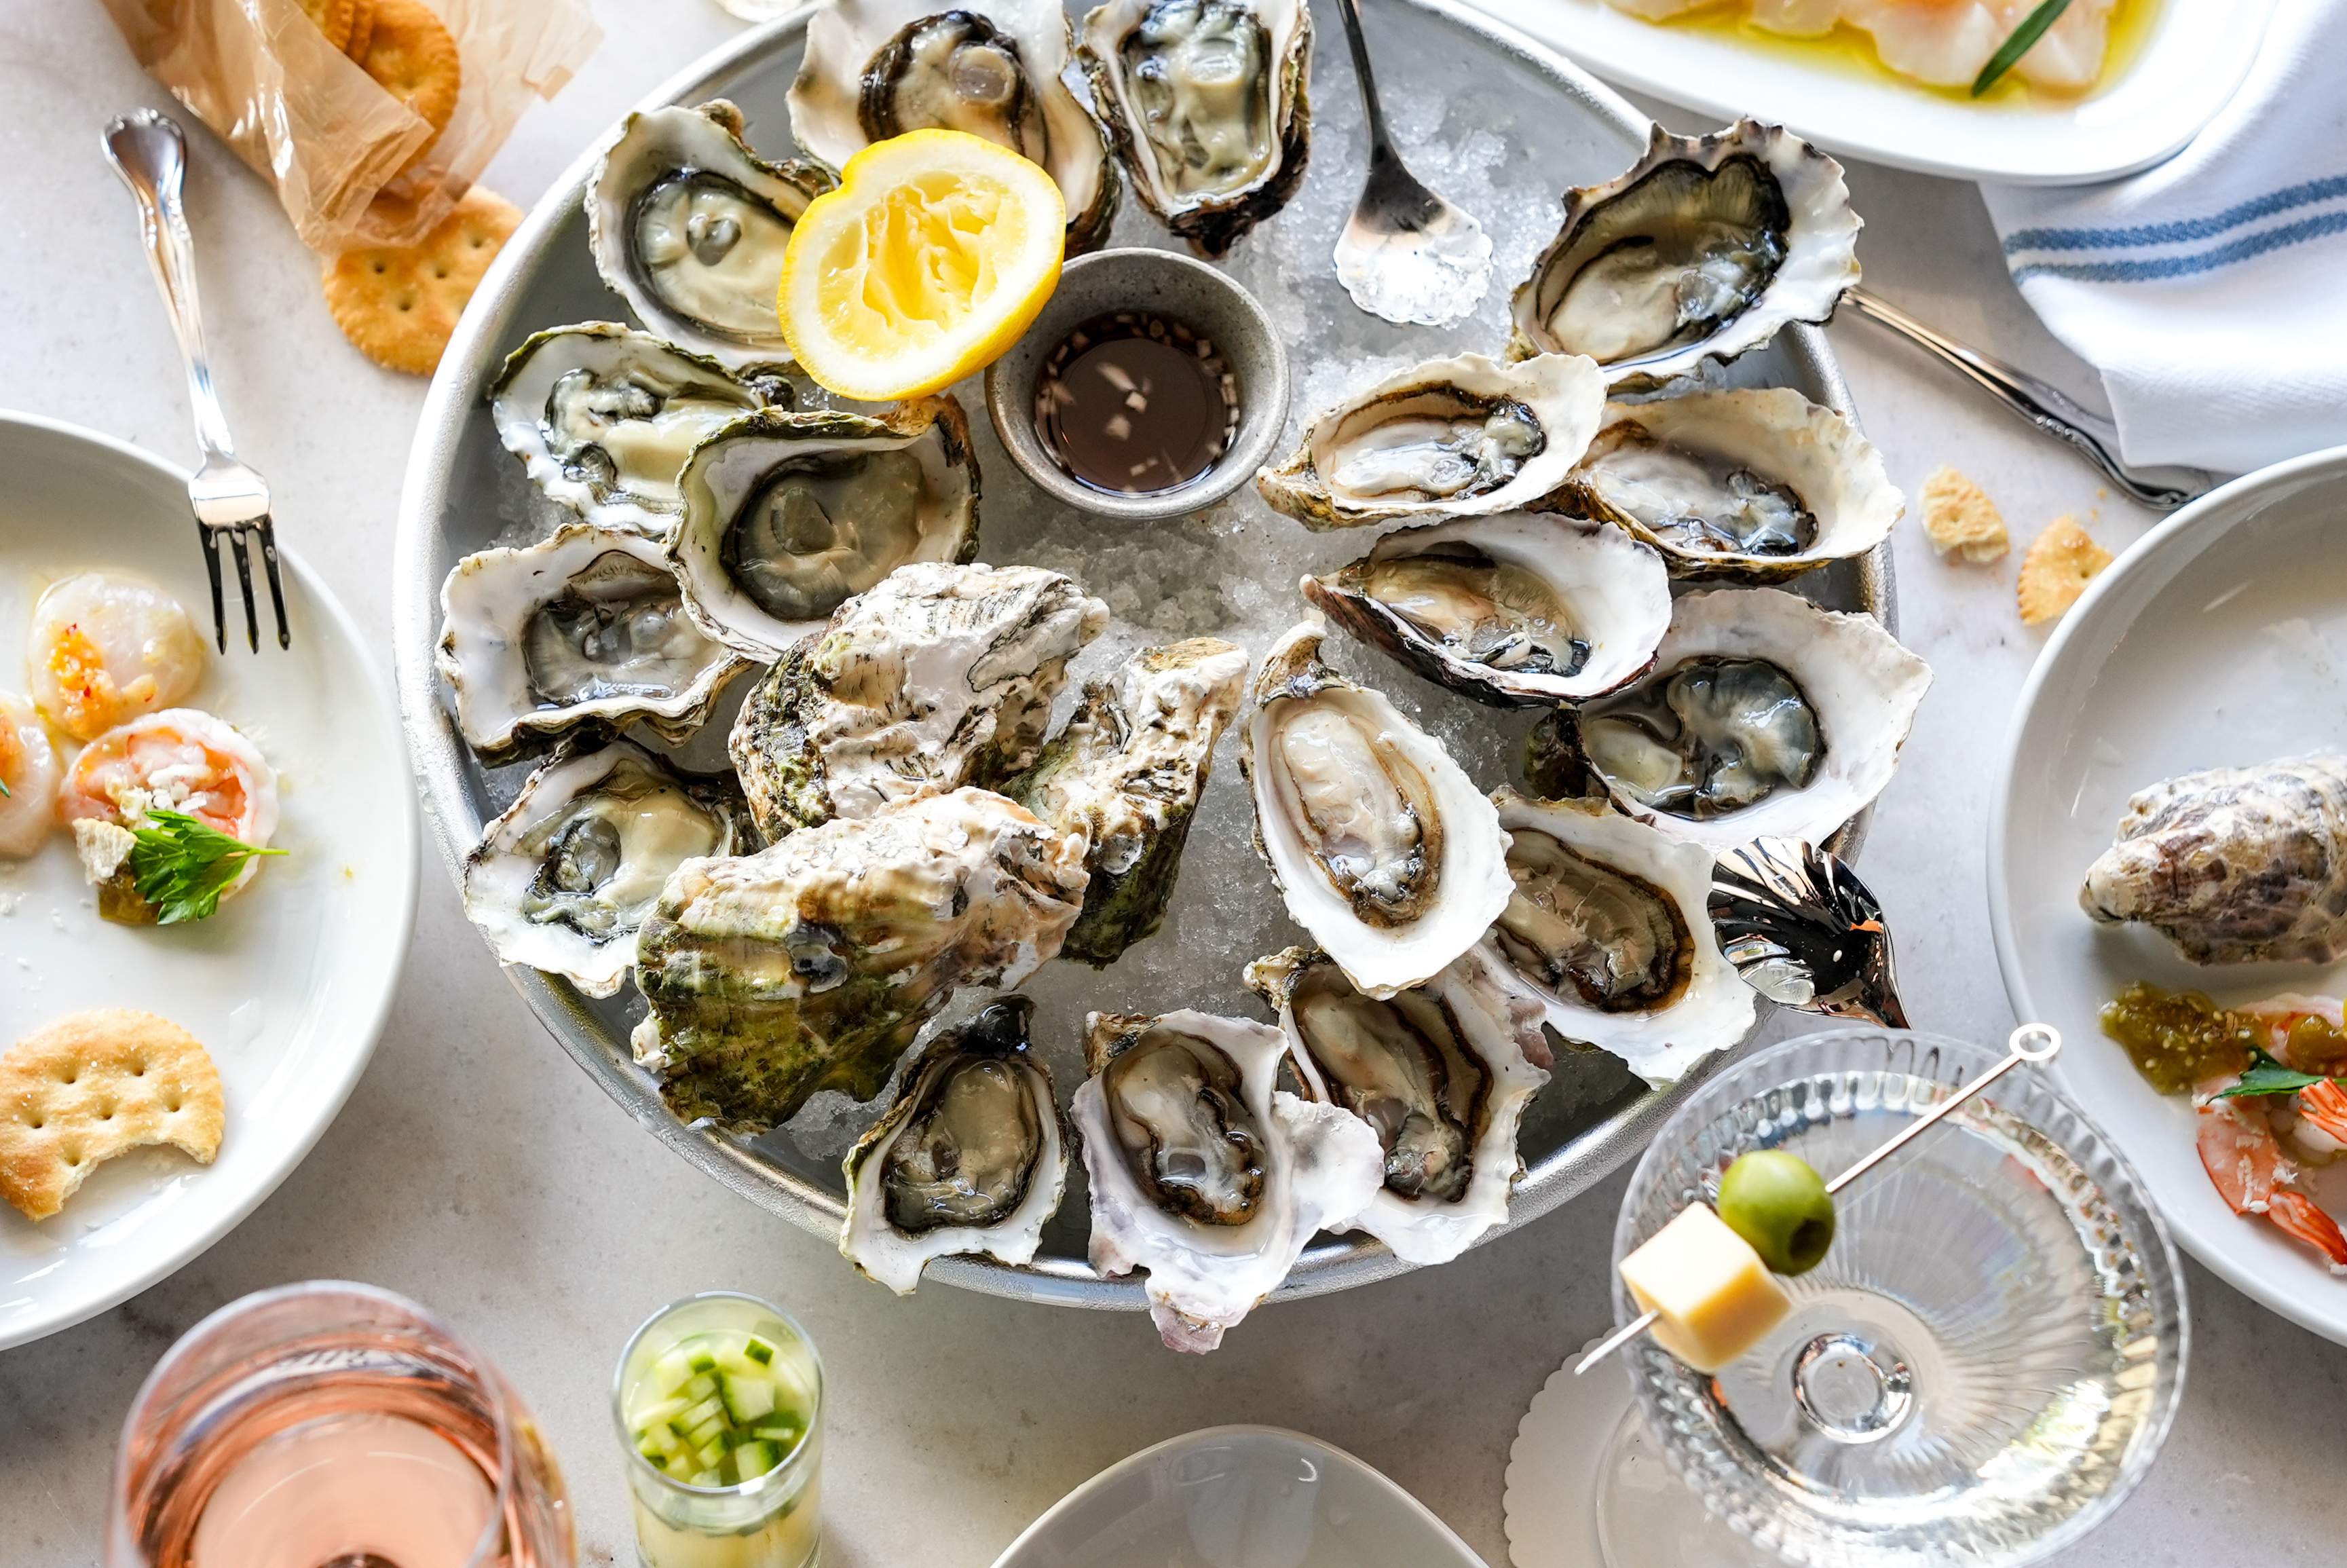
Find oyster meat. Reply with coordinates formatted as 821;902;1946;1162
840;996;1068;1292
632;786;1089;1132
1241;617;1513;998
1246;945;1548;1265
438;523;749;763
1072;1009;1383;1351
1077;0;1311;257
1301;512;1670;707
1509;119;1862;390
730;561;1109;840
1256;353;1607;529
1007;637;1249;965
2082;752;2347;966
586;101;835;366
790;0;1119;252
461;738;757;998
668;400;983;658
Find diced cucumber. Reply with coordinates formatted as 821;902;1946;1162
688;1414;726;1449
720;1372;777;1424
688;1351;718;1375
682;1395;724;1430
751;1422;797;1444
745;1337;776;1366
734;1439;781;1480
696;1438;726;1472
633;1395;689;1428
681;1372;718;1403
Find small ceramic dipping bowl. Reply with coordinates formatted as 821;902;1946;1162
985;247;1290;522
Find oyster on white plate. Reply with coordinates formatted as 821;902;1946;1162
1257;354;1607;529
669;400;983;659
1300;512;1671;707
1245;945;1548;1266
1073;1009;1383;1351
790;0;1119;253
438;523;749;763
1241;616;1512;998
840;996;1068;1292
462;737;756;998
1077;0;1311;257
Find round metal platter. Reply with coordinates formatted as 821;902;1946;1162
393;0;1895;1310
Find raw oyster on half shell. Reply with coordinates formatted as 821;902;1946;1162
1073;1008;1383;1351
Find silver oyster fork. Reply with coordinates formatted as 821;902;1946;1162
1709;836;1910;1028
102;109;290;652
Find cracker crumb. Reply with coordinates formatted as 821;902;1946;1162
2017;515;2113;626
1918;466;2009;563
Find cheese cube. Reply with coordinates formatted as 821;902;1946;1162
1618;1203;1792;1373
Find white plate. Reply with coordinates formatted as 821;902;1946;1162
1473;0;2274;184
1991;444;2347;1348
0;413;417;1351
990;1424;1487;1568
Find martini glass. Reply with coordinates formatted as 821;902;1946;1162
1596;1028;2185;1568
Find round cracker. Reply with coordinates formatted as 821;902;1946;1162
295;0;360;54
323;186;521;375
358;0;461;145
0;1009;223;1222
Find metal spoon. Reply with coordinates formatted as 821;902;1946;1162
1328;0;1492;326
1708;837;1909;1028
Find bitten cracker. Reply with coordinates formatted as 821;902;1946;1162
295;0;360;54
2016;515;2112;626
1918;466;2009;563
0;1010;224;1222
357;0;461;155
323;185;519;375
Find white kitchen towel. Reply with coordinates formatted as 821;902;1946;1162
1978;0;2347;476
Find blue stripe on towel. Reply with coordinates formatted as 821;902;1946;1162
2011;207;2347;282
2002;172;2347;254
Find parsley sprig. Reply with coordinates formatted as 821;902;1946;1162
1973;0;2074;96
2213;1048;2339;1100
126;809;286;925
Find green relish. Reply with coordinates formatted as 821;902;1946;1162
626;1328;807;1489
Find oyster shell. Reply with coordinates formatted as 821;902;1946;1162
667;400;983;659
586;100;835;367
632;786;1089;1132
789;0;1119;253
1245;945;1548;1265
488;323;791;537
461;737;757;998
1479;789;1753;1085
1240;616;1513;998
1300;512;1671;707
840;996;1068;1292
1572;588;1930;848
1072;1008;1383;1351
1076;0;1311;257
1256;354;1607;529
730;561;1109;840
1007;637;1249;965
1563;387;1901;582
438;523;750;763
2082;752;2347;966
1508;119;1862;390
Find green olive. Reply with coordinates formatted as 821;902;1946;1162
1715;1150;1836;1275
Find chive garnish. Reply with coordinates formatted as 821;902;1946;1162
1972;0;2074;96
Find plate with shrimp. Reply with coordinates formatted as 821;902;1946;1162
1993;444;2347;1347
0;412;416;1350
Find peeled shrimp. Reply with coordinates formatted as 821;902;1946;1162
2197;1087;2347;1273
29;571;207;742
0;692;62;857
61;709;278;912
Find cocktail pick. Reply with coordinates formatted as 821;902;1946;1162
1710;838;1909;1028
1572;1022;2063;1375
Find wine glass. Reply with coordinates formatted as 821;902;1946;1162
1598;1028;2186;1568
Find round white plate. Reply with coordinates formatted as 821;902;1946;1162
1479;0;2274;185
0;413;417;1351
1991;443;2347;1347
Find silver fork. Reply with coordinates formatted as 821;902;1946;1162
101;109;290;652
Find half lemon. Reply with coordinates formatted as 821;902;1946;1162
778;129;1066;403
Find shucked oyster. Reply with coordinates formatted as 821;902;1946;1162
1301;512;1670;708
438;523;749;763
586;101;835;367
667;400;982;659
1073;1009;1383;1351
1246;945;1548;1265
2082;752;2347;966
1509;119;1862;390
730;561;1109;840
790;0;1119;253
840;996;1068;1292
1256;354;1607;529
1241;616;1512;998
462;738;756;997
632;786;1089;1132
1077;0;1311;257
1007;637;1248;965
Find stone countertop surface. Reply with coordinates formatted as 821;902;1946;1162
3;1;2345;1563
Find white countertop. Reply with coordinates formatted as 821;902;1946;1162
3;1;2344;1563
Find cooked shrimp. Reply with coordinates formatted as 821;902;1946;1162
61;708;278;886
2197;1085;2347;1273
29;571;207;741
0;692;62;857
